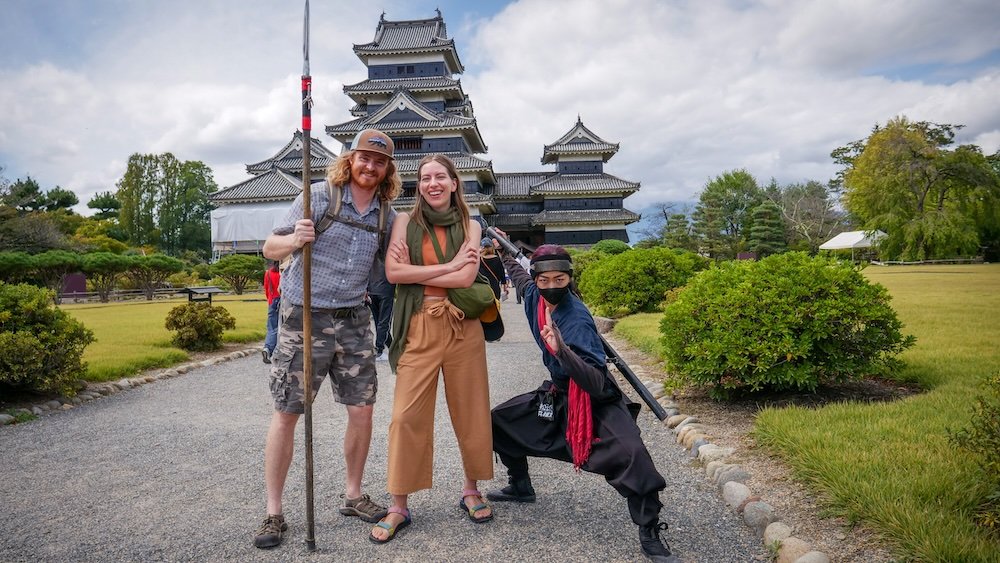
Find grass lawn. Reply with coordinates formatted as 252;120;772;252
60;294;267;381
613;263;1000;561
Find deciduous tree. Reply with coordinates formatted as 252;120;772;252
834;117;1000;261
776;181;846;253
116;153;216;257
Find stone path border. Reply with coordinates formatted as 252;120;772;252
597;319;833;563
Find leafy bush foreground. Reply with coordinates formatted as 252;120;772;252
0;282;94;396
164;302;236;351
660;252;916;398
579;247;707;317
950;371;1000;534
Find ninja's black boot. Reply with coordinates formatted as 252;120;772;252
486;476;536;503
639;522;681;563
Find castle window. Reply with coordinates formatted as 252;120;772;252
397;65;405;75
394;137;422;151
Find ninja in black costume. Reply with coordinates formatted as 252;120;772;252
488;240;680;563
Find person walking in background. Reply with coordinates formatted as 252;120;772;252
262;261;281;364
254;128;400;549
479;237;504;302
370;154;493;543
367;259;395;362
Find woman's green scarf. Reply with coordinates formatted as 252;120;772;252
388;206;465;372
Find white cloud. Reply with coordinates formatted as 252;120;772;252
0;0;997;217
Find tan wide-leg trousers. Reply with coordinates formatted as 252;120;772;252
387;299;494;494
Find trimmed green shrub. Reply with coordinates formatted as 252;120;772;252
660;252;915;399
590;239;630;255
210;254;265;295
949;371;1000;533
579;247;707;317
164;302;236;351
570;249;607;285
0;282;94;396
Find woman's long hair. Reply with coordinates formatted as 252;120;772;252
326;150;402;202
410;154;471;242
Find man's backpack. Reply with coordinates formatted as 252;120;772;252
314;182;391;260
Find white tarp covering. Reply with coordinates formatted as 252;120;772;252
819;230;886;250
211;201;292;246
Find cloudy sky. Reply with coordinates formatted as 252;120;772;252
2;0;998;223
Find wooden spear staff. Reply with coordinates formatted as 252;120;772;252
299;0;317;552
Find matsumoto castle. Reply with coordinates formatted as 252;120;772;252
209;11;640;258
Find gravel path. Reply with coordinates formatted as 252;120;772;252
0;300;762;562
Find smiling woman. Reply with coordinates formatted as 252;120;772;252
373;153;494;543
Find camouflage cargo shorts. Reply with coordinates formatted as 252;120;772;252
270;303;378;413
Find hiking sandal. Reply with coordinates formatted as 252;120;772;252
369;506;411;544
459;488;494;523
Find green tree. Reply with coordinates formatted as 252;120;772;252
30;250;83;302
0;251;33;283
126;254;184;300
834;117;1000;261
0;202;67;253
4;176;44;212
87;191;121;220
777;180;846;253
662;213;696;252
73;218;129;253
748;200;786;257
161;160;215;257
42;186;79;212
211;254;265;295
692;170;763;259
116;153;216;257
117;153;164;247
82;252;132;302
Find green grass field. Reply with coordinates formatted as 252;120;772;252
614;264;1000;561
60;294;267;381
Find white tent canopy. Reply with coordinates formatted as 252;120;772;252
819;230;886;250
211;201;292;255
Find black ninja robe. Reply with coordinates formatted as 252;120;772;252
491;254;667;526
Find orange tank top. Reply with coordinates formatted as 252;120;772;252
421;225;449;298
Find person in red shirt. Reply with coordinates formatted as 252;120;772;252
262;260;281;363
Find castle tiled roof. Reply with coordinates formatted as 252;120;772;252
531;173;639;196
246;132;338;174
354;12;463;73
495;172;554;198
532;208;640;226
394;152;493;175
487;213;537;228
209;169;301;204
343;76;463;100
326;89;487;153
542;117;619;164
